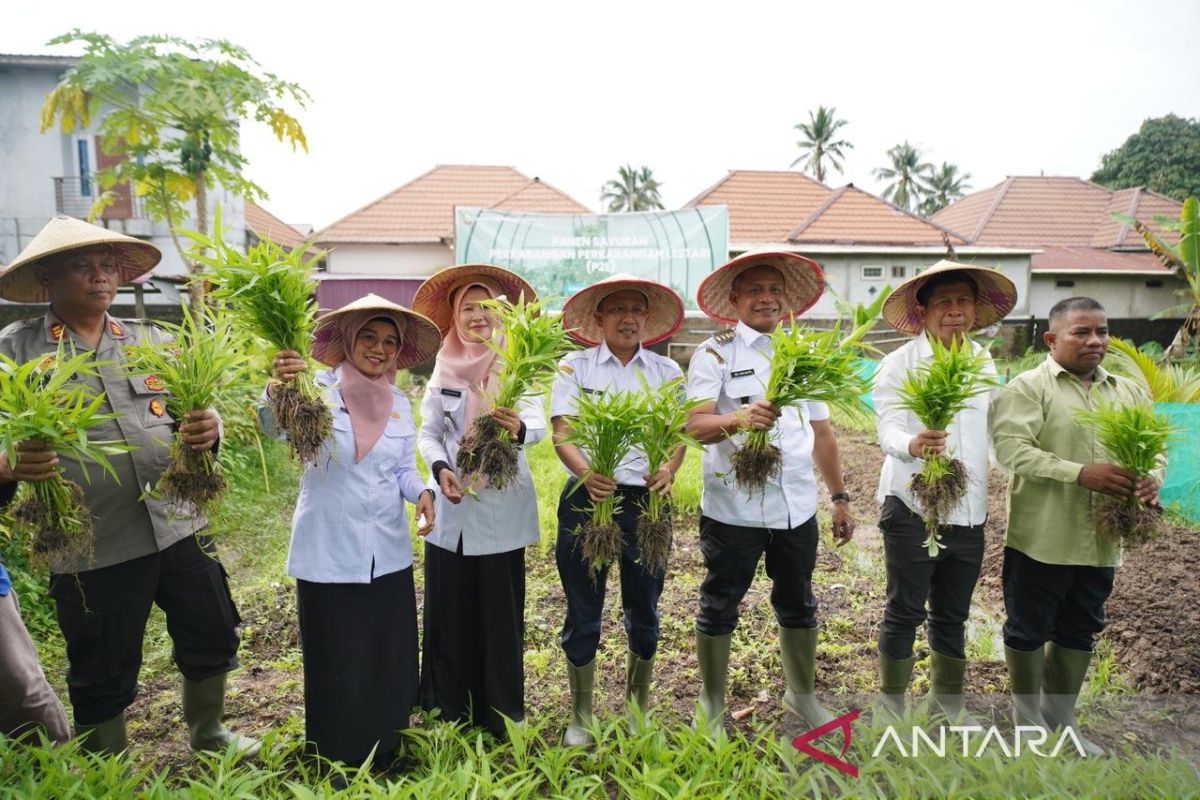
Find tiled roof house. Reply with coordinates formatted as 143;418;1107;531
933;177;1186;320
312;164;590;309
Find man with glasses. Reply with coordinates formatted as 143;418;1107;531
550;274;685;745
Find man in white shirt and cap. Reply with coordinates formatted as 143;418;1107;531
551;273;686;745
871;260;1016;721
684;252;857;734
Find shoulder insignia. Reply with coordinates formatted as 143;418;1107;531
714;327;736;344
144;375;166;392
704;346;725;365
49;321;65;341
559;363;575;375
390;410;403;420
148;398;166;417
108;320;125;337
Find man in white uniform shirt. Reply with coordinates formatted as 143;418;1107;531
684;252;857;733
871;260;1016;722
551;274;686;746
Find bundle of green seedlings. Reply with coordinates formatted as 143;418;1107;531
1074;401;1172;546
121;305;248;515
731;320;874;494
456;294;575;490
629;376;701;573
186;216;330;464
0;347;131;564
894;334;995;556
561;388;643;574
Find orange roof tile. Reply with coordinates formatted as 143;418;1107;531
787;185;966;245
244;201;308;251
932;176;1181;249
1033;246;1173;273
686;170;832;242
317;165;591;244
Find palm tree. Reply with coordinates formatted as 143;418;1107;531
601;165;665;212
873;142;933;212
790;106;852;184
920;162;973;216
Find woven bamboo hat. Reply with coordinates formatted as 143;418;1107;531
560;273;684;346
881;259;1018;335
311;293;442;370
0;215;161;302
696;251;825;325
411;263;536;336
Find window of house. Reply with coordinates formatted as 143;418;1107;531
1145;280;1164;288
891;265;907;279
861;265;884;280
77;139;91;196
1055;280;1075;288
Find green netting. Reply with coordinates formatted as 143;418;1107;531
1157;403;1200;524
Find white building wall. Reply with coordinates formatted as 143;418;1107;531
791;252;1032;320
1029;273;1189;318
323;242;454;277
0;61;245;277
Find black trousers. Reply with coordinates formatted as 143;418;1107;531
297;567;419;766
695;514;818;637
48;535;241;726
420;541;525;736
1002;546;1116;652
555;485;666;667
878;496;985;660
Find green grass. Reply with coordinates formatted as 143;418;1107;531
3;383;1198;797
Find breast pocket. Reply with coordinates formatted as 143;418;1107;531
129;376;176;430
438;392;465;433
724;375;763;407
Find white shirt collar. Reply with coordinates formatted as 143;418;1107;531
597;340;647;367
735;320;770;346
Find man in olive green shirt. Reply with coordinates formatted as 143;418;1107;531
991;296;1159;756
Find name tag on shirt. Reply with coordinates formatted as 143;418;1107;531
580;387;602;395
440;388;463;397
731;369;755;378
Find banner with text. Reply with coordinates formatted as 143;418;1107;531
454;206;729;308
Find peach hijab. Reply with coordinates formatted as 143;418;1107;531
427;279;503;421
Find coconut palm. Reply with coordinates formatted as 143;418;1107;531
920;162;973;216
601;165;665;212
873;142;933;213
790;106;853;184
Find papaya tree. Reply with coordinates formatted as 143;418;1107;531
40;30;309;307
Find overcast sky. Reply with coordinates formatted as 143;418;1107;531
5;0;1197;230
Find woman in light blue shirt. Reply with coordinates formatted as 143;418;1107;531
261;293;440;771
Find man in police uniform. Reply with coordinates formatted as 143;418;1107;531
685;252;857;733
551;274;687;745
0;216;257;757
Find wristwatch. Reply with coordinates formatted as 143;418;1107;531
830;491;851;504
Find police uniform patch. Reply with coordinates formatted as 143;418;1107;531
559;363;575;375
49;322;65;341
714;328;736;344
144;375;166;392
36;355;56;372
108;320;124;337
148;398;166;417
390;410;402;420
704;346;725;365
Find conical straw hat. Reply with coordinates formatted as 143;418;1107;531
881;259;1018;335
560;273;684;346
696;251;824;325
311;293;442;369
0;215;161;302
411;263;536;336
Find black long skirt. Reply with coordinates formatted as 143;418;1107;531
296;567;419;766
419;541;525;736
